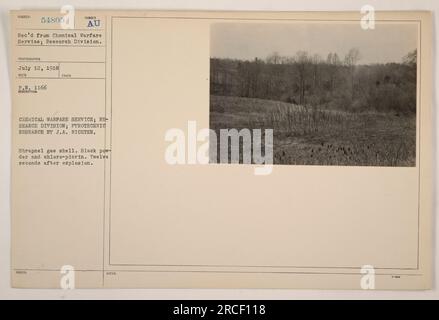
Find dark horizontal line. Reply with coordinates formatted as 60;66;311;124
13;269;423;276
16;28;104;31
16;77;104;80
17;61;105;63
16;45;104;47
112;17;421;23
109;263;418;270
15;269;101;272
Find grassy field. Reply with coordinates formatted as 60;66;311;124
210;95;416;166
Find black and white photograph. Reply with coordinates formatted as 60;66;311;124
210;22;418;166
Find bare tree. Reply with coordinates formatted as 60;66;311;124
311;54;322;93
402;49;417;66
344;48;361;99
266;51;281;65
326;52;341;93
294;51;310;105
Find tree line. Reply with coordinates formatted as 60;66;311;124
210;49;417;114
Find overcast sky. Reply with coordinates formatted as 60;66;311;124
211;22;418;64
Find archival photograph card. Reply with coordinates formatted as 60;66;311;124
10;10;432;289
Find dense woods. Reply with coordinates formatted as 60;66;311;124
210;49;417;114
